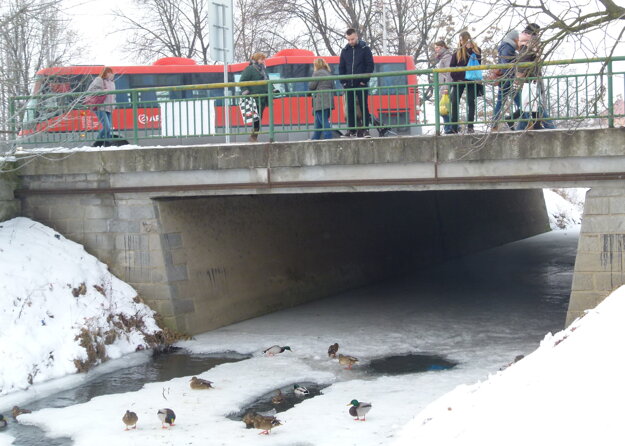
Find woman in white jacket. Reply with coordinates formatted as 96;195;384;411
87;67;116;143
433;41;453;134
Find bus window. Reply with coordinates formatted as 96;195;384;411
287;64;313;92
189;73;224;98
372;63;409;95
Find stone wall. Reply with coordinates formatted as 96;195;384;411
0;172;19;222
567;188;625;325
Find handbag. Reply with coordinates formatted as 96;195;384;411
465;53;483;81
521;81;540;113
439;93;450;116
239;96;259;124
84;94;106;105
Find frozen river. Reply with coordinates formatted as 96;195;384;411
2;229;579;445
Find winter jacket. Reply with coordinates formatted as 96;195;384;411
309;68;334;111
87;76;116;113
240;61;269;111
339;39;374;88
497;40;518;79
516;36;542;79
450;49;482;82
435;48;453;95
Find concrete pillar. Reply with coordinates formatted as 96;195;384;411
567;188;625;325
0;172;20;222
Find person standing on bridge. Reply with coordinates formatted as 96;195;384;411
491;30;522;131
240;52;269;142
309;58;335;140
339;28;374;138
87;67;116;145
433;41;453;134
449;31;482;134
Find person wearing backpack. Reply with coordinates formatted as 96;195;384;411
449;31;482;134
434;41;453;134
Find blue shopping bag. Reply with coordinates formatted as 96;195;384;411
465;53;483;81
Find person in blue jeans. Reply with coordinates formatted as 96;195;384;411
433;41;453;134
515;24;556;130
492;30;522;130
309;58;334;140
87;67;116;143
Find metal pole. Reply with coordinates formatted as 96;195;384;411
607;59;614;129
221;4;230;143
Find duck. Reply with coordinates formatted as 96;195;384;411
338;354;359;369
293;383;309;396
0;414;6;429
157;408;176;428
252;414;282;435
122;410;138;430
242;411;256;428
347;399;372;421
263;345;292;356
271;389;285;404
12;406;32;419
328;343;339;358
190;376;214;389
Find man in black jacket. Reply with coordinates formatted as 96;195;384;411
339;28;374;137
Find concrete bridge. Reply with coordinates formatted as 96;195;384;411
2;127;625;333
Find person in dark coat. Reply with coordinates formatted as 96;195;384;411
492;30;521;130
449;31;482;134
515;24;555;130
309;58;334;140
339;28;374;137
239;52;269;142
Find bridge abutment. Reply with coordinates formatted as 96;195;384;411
568;188;625;325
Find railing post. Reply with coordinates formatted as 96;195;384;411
131;91;139;144
433;70;441;136
267;80;275;143
9;97;16;143
607;59;614;129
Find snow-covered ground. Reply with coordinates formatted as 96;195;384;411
0;218;161;397
0;189;588;445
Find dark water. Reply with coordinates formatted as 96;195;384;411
2;351;249;446
366;354;457;375
226;382;329;425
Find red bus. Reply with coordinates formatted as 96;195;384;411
19;49;420;144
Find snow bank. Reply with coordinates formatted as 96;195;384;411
543;188;586;230
0;433;14;446
0;217;161;396
394;285;625;445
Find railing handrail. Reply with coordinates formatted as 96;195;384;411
10;55;625;102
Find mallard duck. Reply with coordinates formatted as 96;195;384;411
328;343;339;358
252;414;282;435
339;354;359;369
263;345;292;356
293;383;309;396
271;389;285;404
122;410;138;430
12;405;31;419
157;408;176;428
347;399;372;421
190;376;214;389
0;414;6;429
242;411;256;428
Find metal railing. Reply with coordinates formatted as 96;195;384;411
8;55;625;147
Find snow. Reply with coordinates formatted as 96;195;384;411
0;217;160;396
543;188;586;230
394;285;625;445
0;190;593;445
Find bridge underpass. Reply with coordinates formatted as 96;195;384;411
5;128;625;333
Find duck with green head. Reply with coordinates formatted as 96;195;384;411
263;345;292;356
347;399;372;421
0;414;6;429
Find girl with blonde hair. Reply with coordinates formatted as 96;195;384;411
449;31;482;133
308;58;334;140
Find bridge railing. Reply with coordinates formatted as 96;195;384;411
8;56;625;147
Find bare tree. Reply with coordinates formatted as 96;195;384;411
113;0;213;64
0;0;80;150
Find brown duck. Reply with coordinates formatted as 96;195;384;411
328;343;339;358
253;414;282;435
339;353;359;369
190;376;214;389
122;410;138;430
